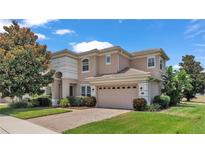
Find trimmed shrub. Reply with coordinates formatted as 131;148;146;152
30;98;40;107
9;101;28;108
71;96;85;107
84;96;96;107
133;98;147;111
147;104;161;112
36;96;51;107
153;94;170;109
67;96;76;106
59;98;70;108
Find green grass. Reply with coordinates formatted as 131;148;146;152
0;105;71;119
64;102;205;134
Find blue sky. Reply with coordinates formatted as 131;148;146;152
0;19;205;69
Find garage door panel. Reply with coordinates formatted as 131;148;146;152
97;85;137;109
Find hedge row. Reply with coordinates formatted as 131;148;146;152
9;96;51;108
133;94;170;111
59;96;96;108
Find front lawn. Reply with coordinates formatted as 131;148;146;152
0;105;71;119
64;102;205;134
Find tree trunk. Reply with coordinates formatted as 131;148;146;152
18;96;23;102
186;97;190;102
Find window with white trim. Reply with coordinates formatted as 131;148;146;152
82;59;89;72
105;55;111;65
81;85;91;96
147;56;156;68
160;59;163;70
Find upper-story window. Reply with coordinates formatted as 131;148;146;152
105;54;111;65
147;56;156;68
160;58;163;70
82;59;89;72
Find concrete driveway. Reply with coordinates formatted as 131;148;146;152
28;108;130;133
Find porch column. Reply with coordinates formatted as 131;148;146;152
51;79;59;106
91;85;96;97
62;78;70;98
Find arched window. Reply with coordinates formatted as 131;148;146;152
82;59;89;72
55;72;62;78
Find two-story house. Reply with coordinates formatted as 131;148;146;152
50;46;169;109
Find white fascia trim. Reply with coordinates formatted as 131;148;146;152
88;77;150;85
85;74;151;82
80;83;90;86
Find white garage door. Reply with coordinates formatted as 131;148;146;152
97;85;138;109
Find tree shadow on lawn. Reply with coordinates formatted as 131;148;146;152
189;101;205;104
0;107;48;115
176;103;196;108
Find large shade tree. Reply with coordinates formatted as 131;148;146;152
0;21;54;101
179;55;205;101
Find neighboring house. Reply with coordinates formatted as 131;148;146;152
50;46;169;109
0;93;11;103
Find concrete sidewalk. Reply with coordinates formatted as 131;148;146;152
0;114;57;134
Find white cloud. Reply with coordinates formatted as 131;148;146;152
0;20;48;41
21;19;56;27
194;43;205;47
185;23;201;34
173;64;181;70
71;40;114;53
35;33;48;40
0;19;12;32
193;48;205;53
186;29;205;38
69;42;76;46
184;20;205;39
55;29;75;35
190;19;200;23
0;19;56;33
197;56;205;60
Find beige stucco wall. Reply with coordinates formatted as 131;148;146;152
78;55;98;81
98;53;119;75
130;55;165;78
119;54;130;71
77;55;98;96
149;81;161;103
